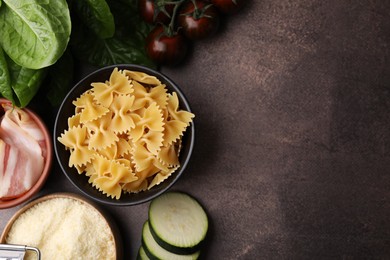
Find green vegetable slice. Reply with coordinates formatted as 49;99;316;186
137;246;150;260
0;46;13;103
148;192;208;255
73;0;115;39
142;221;201;260
0;0;71;69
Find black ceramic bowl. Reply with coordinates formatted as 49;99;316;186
54;64;195;206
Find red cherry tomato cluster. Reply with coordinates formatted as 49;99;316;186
139;0;245;66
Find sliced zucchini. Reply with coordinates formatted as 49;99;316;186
148;191;208;255
142;221;201;260
137;246;150;260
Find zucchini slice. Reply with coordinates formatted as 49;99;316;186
142;221;200;260
148;191;208;254
137;246;150;260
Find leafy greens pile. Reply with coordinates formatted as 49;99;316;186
0;0;154;107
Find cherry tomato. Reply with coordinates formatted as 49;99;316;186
145;25;189;66
178;0;220;40
211;0;245;15
138;0;173;25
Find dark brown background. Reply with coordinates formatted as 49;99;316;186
1;0;390;259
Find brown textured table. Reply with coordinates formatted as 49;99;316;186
1;0;390;259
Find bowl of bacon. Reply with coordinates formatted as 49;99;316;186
54;64;195;206
0;98;52;209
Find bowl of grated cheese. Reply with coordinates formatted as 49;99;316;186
0;192;123;260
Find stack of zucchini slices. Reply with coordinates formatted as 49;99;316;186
138;191;209;259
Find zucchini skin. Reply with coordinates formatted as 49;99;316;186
137;246;150;260
142;221;201;260
149;222;204;255
142;239;201;260
141;234;159;260
148;191;208;255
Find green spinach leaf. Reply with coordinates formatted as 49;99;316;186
6;56;47;107
107;0;152;44
73;0;115;39
0;46;14;103
71;27;155;68
0;0;71;69
70;0;155;68
45;50;74;107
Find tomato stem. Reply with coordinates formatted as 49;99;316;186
180;0;214;20
165;0;185;36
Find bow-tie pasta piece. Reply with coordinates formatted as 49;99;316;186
124;70;161;85
92;68;133;107
131;80;168;111
73;92;109;123
68;113;81;128
117;138;132;158
58;126;94;167
158;140;181;167
122;166;160;194
85;112;119;150
109;94;136;134
129;102;164;143
131;141;168;173
140;130;164;156
162;93;195;146
92;156;137;199
148;165;180;190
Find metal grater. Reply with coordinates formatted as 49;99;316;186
0;244;40;260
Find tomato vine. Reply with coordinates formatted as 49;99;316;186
140;0;245;66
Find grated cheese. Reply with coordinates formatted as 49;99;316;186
6;197;116;260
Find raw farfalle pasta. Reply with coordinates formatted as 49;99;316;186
131;81;168;111
68;113;81;128
109;95;136;133
158;141;181;166
85;111;119;150
73;92;109;123
163;92;194;145
130;102;164;143
58;126;94;167
91;155;138;199
92;68;133;107
58;68;194;199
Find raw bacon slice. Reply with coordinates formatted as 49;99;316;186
0;105;45;199
2;103;47;156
